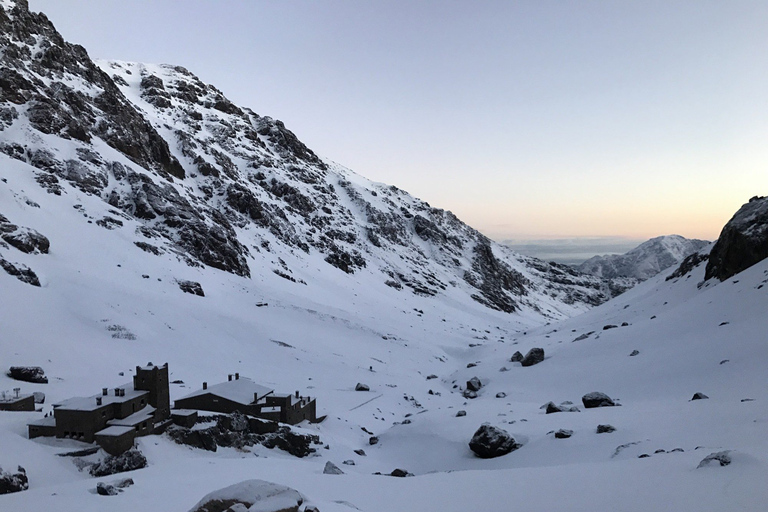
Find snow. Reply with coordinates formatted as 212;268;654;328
54;387;147;412
95;426;134;438
1;147;767;510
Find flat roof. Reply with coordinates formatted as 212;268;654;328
28;416;56;427
179;377;273;406
54;385;148;412
95;425;135;437
171;409;198;417
0;394;33;403
108;406;155;427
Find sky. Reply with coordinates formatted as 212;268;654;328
28;0;768;242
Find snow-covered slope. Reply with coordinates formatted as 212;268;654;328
577;234;709;283
0;0;614;321
1;1;767;511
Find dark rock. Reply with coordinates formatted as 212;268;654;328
390;468;412;477
323;461;344;475
89;448;147;477
466;377;482;392
464;241;529;313
554;429;573;439
426;374;437;380
706;196;768;281
96;482;119;496
629;350;640;357
369;436;379;446
177;279;204;297
521;348;544;367
603;324;618;330
638;454;651;459
462;389;477;399
582;392;617;408
510;351;524;362
496;392;507;398
0;258;41;286
0;466;28;495
355;383;370;391
667;251;710;281
621;322;629;327
596;424;616;434
166;425;218;452
544;401;579;413
469;424;521;459
456;410;467;417
354;449;366;456
697;450;732;468
0;216;50;254
8;366;48;383
691;392;709;400
466;362;476;368
342;459;355;466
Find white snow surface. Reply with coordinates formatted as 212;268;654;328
1;153;767;510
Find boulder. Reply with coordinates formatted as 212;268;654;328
697;450;732;468
462;389;477;399
369;436;379;446
323;461;344;475
510;351;524;363
468;424;521;459
177;279;205;297
554;429;573;439
8;366;48;383
691;392;709;401
582;392;616;408
390;468;412;477
188;479;304;512
544;401;580;414
456;410;467;417
89;447;148;477
629;350;639;357
96;482;119;496
466;377;482;392
495;392;507;398
355;383;370;392
596;424;616;434
33;391;45;404
521;348;544;367
0;466;28;495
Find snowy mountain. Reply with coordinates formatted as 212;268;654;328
576;234;709;283
0;0;616;320
1;1;768;511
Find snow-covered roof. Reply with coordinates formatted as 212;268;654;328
107;406;155;427
53;385;148;411
171;409;198;417
27;416;56;427
95;425;135;437
179;377;273;406
0;393;32;403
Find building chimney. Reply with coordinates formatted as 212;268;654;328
147;361;153;367
96;397;102;406
102;388;108;396
295;390;299;398
228;374;233;381
254;392;259;403
235;373;239;380
203;382;207;390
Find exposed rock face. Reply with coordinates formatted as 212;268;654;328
521;348;545;367
0;0;623;319
0;214;49;253
466;377;482;392
510;351;524;363
8;366;48;383
596;424;616;434
0;466;28;495
582;392;617;408
89;448;147;477
166;412;321;458
0;258;41;286
188;479;304;512
554;429;573;439
705;196;768;281
666;252;709;281
468;424;521;459
177;279;205;296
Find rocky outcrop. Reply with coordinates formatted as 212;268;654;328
0;466;28;495
521;348;545;367
89;447;147;477
697;450;732;468
468;424;521;458
0;258;41;286
8;366;47;383
705;196;768;281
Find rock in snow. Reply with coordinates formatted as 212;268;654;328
323;461;344;475
188;479;304;512
691;392;709;400
355;383;370;391
469;424;521;459
697;451;732;468
705;195;768;281
7;366;48;383
554;429;573;439
581;392;617;408
521;348;545;367
466;377;482;392
596;424;616;434
0;466;28;495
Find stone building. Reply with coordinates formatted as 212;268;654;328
0;388;35;412
28;363;171;455
174;373;316;425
